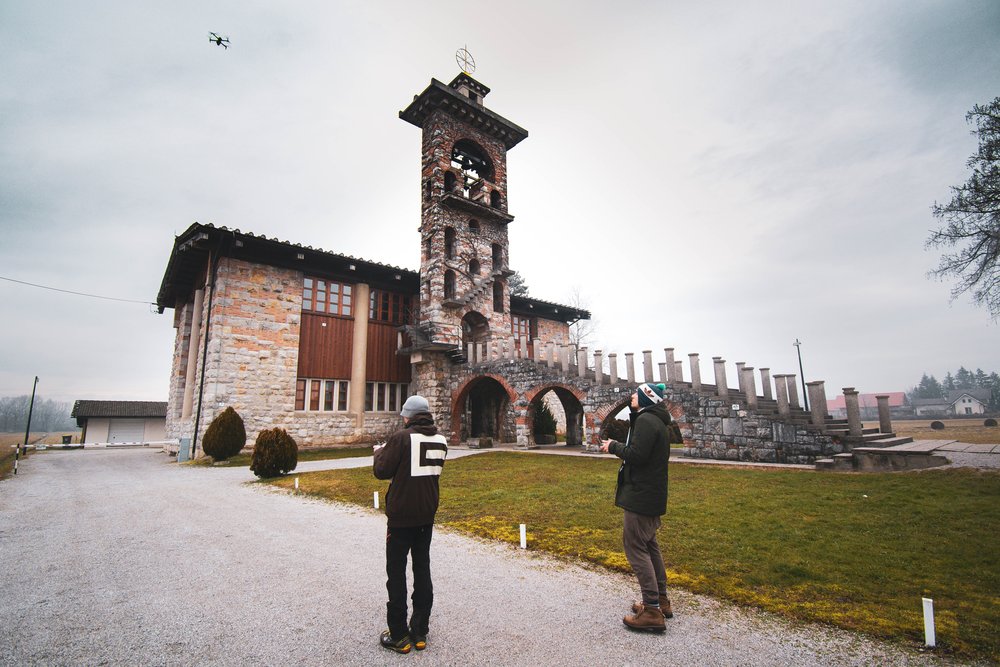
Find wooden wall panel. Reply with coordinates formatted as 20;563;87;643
366;322;411;383
297;313;353;378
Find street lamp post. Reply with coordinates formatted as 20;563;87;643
16;376;39;473
793;340;809;412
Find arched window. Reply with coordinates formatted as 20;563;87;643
469;258;480;276
424;180;433;201
492;243;503;270
445;227;455;259
468;219;480;233
452;139;495;188
444;270;456;300
423;235;432;261
490;190;502;209
492;280;504;313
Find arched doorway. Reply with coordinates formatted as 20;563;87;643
461;311;489;360
528;386;585;446
457;376;515;444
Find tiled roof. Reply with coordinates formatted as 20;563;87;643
71;400;167;419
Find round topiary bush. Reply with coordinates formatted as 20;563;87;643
930;421;945;430
202;406;247;461
250;428;298;478
985;418;998;427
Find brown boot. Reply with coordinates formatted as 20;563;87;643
632;594;673;619
623;603;666;633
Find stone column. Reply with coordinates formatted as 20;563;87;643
594;350;604;385
560;345;570;373
181;288;205;419
775;375;790;417
520;335;528;359
736;362;746;394
467;342;475;362
625;353;635;384
665;348;677;383
742;366;757;410
787;374;800;409
349;282;371;424
844;387;862;437
658;362;667;383
577;347;588;378
876;394;893;434
674;361;684;382
689;353;701;392
760;368;773;400
713;357;728;398
807;381;826;429
546;342;555;368
481;341;488;362
509;336;517;360
532;337;541;363
608;353;618;384
815;381;829;423
643;350;654;382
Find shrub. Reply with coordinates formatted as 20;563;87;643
603;418;630;442
202;407;247;461
533;402;557;437
250;428;298;478
986;418;998;427
930;421;946;430
477;437;494;449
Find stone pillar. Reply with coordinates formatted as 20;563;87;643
546;342;555;368
467;342;475;362
625;353;636;384
760;368;773;400
736;362;746;395
594;350;604;385
742;366;757;410
807;381;826;429
481;341;488;362
787;374;800;409
775;375;790;417
642;350;654;383
349;282;371;423
181;288;205;419
876;394;893;434
508;336;517;360
674;361;684;382
560;345;570;373
713;357;728;398
689;353;701;392
665;348;677;383
520;335;528;359
608;353;618;384
815;381;829;424
577;347;588;378
844;387;862;437
532;337;541;362
658;362;667;383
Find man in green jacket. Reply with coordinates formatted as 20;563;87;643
600;382;673;632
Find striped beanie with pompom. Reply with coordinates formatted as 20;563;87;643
637;382;666;408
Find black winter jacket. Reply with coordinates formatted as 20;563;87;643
608;403;671;516
373;413;448;528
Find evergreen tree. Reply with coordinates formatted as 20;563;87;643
943;372;956;391
955;367;974;389
989;372;1000;411
974;368;989;387
915;374;944;399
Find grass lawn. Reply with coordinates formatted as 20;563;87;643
267;452;1000;662
872;419;1000;445
188;445;372;467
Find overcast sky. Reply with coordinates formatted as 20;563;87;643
1;0;997;406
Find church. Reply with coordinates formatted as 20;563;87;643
156;71;590;452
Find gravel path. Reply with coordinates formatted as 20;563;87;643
0;449;978;666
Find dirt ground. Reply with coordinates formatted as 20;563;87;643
864;419;1000;445
0;432;79;447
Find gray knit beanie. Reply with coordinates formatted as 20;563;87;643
400;395;430;418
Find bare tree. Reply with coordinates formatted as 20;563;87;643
928;97;1000;319
566;286;598;348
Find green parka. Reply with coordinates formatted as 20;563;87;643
608;402;672;516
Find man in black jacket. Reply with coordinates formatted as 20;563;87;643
600;382;673;632
373;395;448;653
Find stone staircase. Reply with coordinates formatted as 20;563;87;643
443;269;504;310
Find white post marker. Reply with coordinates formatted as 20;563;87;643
374;491;379;509
294;477;299;492
923;597;936;647
519;523;527;549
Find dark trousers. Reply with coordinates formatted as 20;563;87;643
385;524;433;639
622;510;667;605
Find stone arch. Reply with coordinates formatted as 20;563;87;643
469;257;480;276
524;383;586;446
461;311;489;352
451;374;518;446
444;270;456;300
452;139;495;183
444;226;456;259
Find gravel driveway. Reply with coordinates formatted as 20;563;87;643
0;449;975;666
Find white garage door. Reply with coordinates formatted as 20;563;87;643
108;419;146;443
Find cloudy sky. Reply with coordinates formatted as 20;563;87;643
1;0;997;406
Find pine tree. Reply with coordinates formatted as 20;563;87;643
943;372;956;391
955;367;974;389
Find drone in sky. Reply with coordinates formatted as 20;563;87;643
209;32;230;49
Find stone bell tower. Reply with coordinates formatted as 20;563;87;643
400;72;528;359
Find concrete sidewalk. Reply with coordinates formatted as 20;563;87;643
0;448;972;666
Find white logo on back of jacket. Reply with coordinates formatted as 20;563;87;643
409;433;448;477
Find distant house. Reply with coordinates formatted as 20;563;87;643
911;397;949;417
948;389;990;416
71;401;168;444
826;392;907;420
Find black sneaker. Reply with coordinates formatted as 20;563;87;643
380;630;411;654
411;633;427;651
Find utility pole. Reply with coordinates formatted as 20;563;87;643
16;376;39;473
793;340;809;411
